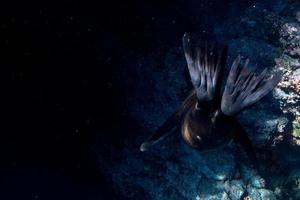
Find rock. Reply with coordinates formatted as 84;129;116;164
199;149;236;181
296;11;300;23
281;22;300;37
239;109;288;145
292;120;300;138
249;176;266;188
273;87;290;100
287;169;300;189
247;187;277;200
195;192;230;200
285;46;300;57
258;188;277;200
246;187;262;200
224;180;245;200
274;187;283;198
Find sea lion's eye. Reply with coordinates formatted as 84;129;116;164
196;135;201;141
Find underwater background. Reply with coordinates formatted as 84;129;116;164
103;0;300;199
2;0;300;199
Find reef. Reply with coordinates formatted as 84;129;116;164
100;0;300;199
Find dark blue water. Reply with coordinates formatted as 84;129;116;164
3;0;300;199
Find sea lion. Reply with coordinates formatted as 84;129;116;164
140;33;282;169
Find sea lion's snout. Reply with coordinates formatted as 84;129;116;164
140;142;149;152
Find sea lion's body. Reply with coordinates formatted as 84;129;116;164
140;33;282;171
181;105;235;151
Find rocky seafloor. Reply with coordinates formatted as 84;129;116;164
101;1;300;199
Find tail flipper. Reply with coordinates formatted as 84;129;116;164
182;33;227;104
221;56;283;116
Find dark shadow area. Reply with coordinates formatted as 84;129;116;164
1;0;276;199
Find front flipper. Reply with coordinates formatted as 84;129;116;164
140;90;197;152
221;56;282;116
234;122;266;188
182;33;227;107
233;122;258;170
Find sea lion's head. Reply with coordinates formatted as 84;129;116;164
181;106;235;151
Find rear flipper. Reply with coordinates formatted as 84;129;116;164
140;90;197;152
182;33;227;107
234;122;266;188
221;56;282;116
234;122;258;170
